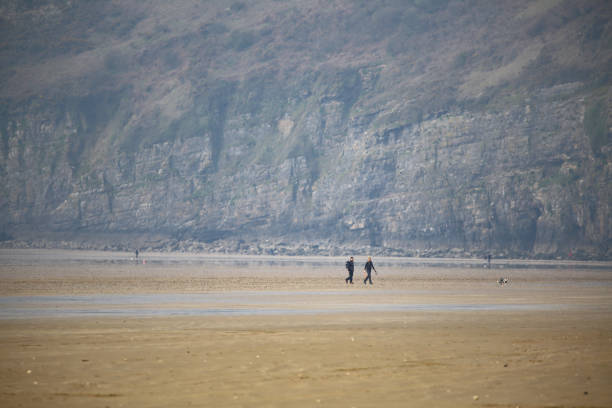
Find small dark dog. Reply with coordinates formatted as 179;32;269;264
497;277;509;286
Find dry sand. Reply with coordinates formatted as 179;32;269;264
1;249;611;407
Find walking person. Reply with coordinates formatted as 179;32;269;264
345;256;355;284
363;256;377;285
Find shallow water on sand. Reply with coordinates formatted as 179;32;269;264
2;248;610;269
0;292;571;318
0;249;610;318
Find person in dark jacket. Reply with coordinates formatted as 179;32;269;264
363;256;377;285
345;256;355;284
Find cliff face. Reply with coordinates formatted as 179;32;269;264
1;0;610;258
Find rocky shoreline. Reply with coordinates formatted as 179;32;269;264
1;234;606;261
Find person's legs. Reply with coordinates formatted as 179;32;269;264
364;271;372;284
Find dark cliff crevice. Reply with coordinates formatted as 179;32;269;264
205;81;236;172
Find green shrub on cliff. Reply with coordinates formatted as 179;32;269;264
584;100;609;156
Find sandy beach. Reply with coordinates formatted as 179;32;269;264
1;249;611;407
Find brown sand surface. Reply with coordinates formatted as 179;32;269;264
1;249;611;407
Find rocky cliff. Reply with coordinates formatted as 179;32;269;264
1;0;610;258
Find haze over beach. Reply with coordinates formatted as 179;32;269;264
1;0;611;407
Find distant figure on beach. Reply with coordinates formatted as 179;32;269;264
345;256;355;284
487;254;491;268
363;256;377;285
135;249;139;259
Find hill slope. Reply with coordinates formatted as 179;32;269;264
1;0;611;258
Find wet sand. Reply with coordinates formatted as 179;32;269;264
1;249;611;407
